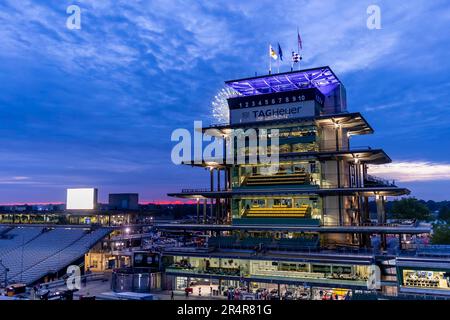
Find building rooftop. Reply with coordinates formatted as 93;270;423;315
225;66;341;96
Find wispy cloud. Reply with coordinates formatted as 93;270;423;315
369;161;450;182
0;0;449;201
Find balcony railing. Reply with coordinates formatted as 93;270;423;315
181;188;211;193
365;174;396;187
179;184;399;193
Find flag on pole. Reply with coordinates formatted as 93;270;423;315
277;43;283;61
292;51;301;63
269;44;278;60
297;28;303;50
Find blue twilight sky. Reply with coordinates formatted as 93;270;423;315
0;0;450;203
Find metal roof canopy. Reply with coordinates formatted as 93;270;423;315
225;66;341;96
180;148;391;168
168;186;410;199
153;222;430;234
204;112;374;136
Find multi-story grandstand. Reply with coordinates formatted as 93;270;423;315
156;66;450;299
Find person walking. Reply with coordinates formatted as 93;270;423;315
171;291;174;300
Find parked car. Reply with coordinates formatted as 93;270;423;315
5;284;26;297
297;292;310;300
269;289;280;300
283;291;294;300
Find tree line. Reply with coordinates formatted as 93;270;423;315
380;198;450;245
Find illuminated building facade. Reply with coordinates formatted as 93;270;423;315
161;67;450;299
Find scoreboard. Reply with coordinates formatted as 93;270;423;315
227;88;324;124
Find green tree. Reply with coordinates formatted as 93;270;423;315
438;206;450;222
432;224;450;245
391;197;431;221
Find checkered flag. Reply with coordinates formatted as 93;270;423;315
292;51;302;63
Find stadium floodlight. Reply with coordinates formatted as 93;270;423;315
66;188;98;210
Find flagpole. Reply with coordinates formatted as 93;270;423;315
269;44;271;74
291;49;294;71
269;52;271;74
297;26;301;70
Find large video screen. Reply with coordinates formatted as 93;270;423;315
66;188;97;210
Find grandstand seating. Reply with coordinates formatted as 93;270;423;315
0;226;14;236
0;226;111;285
9;228;111;284
0;227;44;257
244;171;310;186
245;204;311;218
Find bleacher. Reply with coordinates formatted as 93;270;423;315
0;227;44;257
245;204;311;218
244;171;310;186
0;226;111;285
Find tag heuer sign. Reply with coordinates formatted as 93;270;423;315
228;88;324;124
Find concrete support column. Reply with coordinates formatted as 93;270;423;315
196;198;200;224
336;158;343;226
363;196;370;223
210;199;214;223
355;162;360;187
335;123;340;151
210;168;214;191
210;168;214;223
362;163;368;187
376;195;386;224
203;199;207;224
217;168;221;191
224;167;228;190
376;195;387;249
216;169;221;224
